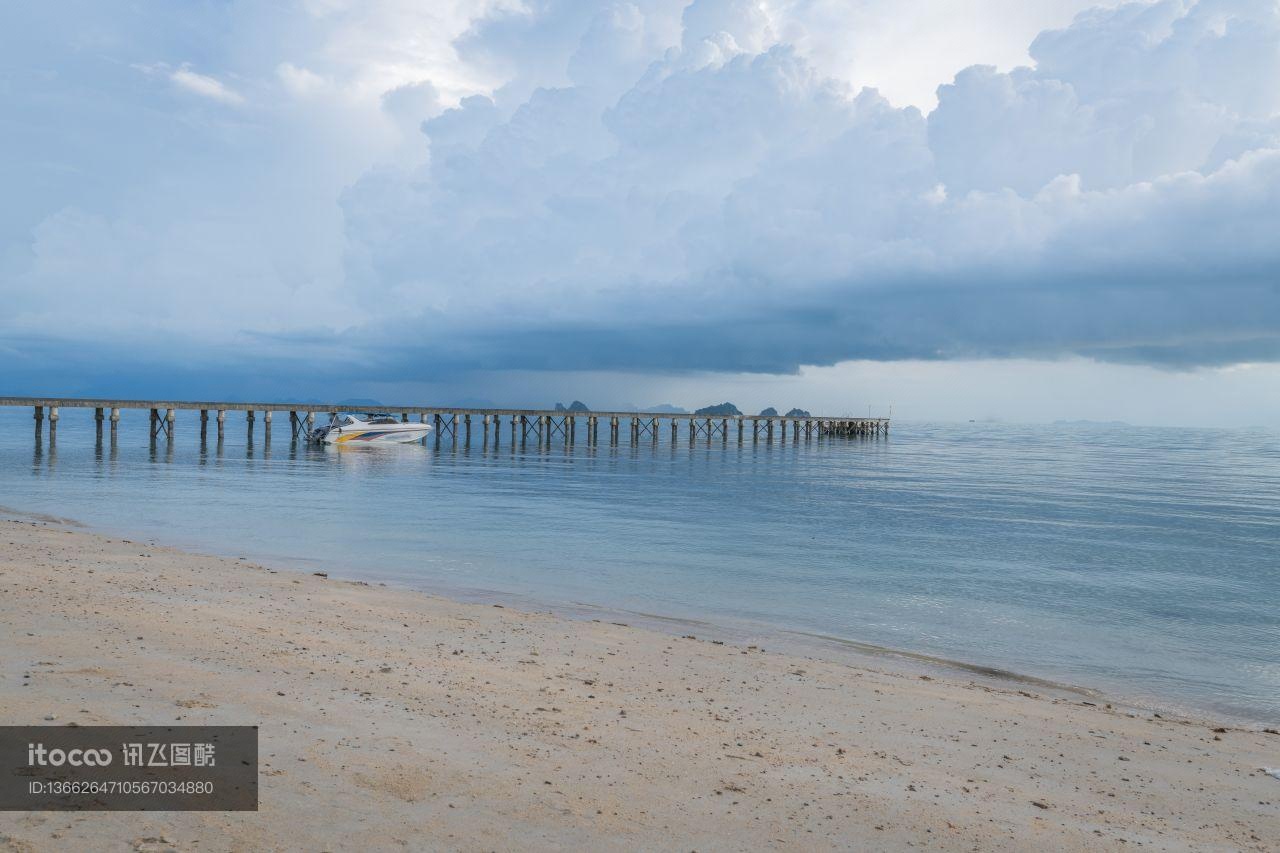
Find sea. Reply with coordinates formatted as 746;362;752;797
2;408;1277;725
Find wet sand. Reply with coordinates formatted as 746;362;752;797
0;516;1275;851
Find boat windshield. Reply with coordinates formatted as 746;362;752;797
336;412;402;425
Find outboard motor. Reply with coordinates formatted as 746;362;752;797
308;415;339;443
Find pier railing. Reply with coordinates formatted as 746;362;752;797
1;396;889;446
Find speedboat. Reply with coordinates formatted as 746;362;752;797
309;413;432;445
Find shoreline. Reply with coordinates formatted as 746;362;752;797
1;512;1276;850
1;504;1259;730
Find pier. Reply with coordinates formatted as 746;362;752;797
3;397;888;448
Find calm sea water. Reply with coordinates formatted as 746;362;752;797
2;409;1277;723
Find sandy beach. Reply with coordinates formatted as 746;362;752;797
0;514;1275;852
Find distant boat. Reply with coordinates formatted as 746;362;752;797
310;413;431;445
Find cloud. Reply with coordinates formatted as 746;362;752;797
170;66;245;105
277;62;327;98
297;0;518;101
681;0;774;54
775;0;1127;110
332;0;1280;373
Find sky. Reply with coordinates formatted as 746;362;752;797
2;0;1279;425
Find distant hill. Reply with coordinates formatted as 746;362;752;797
646;403;688;414
785;408;811;417
695;402;742;416
758;407;778;417
554;400;590;412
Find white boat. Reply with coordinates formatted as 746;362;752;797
310;413;432;445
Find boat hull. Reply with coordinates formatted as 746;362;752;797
321;426;432;444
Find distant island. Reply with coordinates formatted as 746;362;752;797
554;401;590;412
687;403;813;417
695;402;742;416
646;403;689;414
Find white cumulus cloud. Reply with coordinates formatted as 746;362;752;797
170;66;245;105
335;0;1280;372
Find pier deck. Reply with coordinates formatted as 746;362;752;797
2;396;888;446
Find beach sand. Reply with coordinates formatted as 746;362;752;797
0;515;1275;851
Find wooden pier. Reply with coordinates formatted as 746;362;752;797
3;397;888;448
